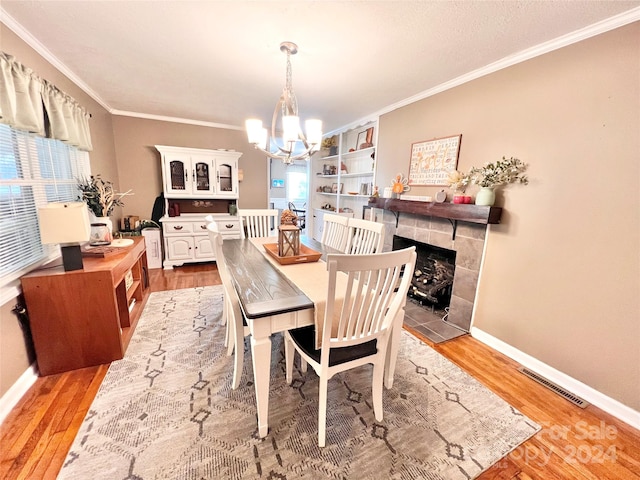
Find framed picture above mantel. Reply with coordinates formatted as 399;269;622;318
408;134;462;186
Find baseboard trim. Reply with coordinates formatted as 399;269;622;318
0;363;38;426
471;327;640;430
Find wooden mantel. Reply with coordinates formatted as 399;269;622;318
368;197;503;225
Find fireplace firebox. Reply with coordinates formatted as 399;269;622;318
393;235;456;310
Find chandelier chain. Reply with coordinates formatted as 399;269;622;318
283;49;298;117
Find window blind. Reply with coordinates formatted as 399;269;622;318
0;123;90;290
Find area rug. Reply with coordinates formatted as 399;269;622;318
58;286;540;480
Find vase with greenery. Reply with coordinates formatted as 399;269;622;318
77;175;133;234
468;157;529;206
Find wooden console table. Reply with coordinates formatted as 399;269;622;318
21;237;149;375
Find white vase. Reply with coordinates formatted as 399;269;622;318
90;214;113;245
475;187;496;206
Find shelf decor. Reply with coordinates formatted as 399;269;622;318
468;156;529;206
390;173;410;198
408;134;462;186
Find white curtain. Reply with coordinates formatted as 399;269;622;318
0;51;92;151
42;82;93;150
0;52;45;135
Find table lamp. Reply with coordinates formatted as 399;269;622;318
38;202;91;271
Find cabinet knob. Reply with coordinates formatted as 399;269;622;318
200;224;207;230
173;225;183;231
225;224;234;229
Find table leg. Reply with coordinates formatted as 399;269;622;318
250;325;273;438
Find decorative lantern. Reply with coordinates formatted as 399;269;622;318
278;224;300;257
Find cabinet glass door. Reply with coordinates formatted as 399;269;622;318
217;163;233;192
169;160;187;191
194;161;211;193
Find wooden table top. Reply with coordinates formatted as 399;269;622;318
221;236;337;319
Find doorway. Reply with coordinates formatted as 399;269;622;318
268;159;309;231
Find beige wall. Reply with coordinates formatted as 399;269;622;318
111;116;269;220
0;24;117;396
377;23;639;410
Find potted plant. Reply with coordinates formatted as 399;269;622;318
468;157;529;206
77;175;133;234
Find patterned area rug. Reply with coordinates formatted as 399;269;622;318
58;286;540;480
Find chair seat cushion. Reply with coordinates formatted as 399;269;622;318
289;325;377;367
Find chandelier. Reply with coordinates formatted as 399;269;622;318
245;42;322;164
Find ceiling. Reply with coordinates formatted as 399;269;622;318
2;1;639;134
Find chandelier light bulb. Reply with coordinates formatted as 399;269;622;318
305;119;322;147
282;115;300;144
245;119;263;144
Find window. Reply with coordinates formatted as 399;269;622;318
285;162;308;203
0;123;90;299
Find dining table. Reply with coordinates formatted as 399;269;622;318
221;235;406;438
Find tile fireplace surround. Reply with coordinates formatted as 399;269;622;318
377;207;489;336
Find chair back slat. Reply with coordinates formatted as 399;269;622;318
237;209;278;238
345;217;385;254
321;213;349;252
322;247;416;359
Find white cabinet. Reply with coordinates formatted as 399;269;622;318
161;214;241;269
166;236;195;262
156;145;243;269
157;145;240;198
310;120;377;235
214;158;238;197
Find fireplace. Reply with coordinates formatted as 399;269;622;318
380;210;488;342
393;235;456;310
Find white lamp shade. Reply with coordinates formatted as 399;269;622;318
257;127;268;150
305;119;322;145
245;119;264;144
282;115;300;143
38;202;91;244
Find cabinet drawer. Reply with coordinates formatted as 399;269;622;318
216;219;240;237
163;221;193;235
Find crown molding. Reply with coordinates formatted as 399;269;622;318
111;110;243;131
359;7;640;125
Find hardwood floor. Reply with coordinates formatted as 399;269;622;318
1;263;638;479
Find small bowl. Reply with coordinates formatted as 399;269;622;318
348;192;358;195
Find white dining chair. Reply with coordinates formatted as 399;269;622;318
237;208;278;238
207;223;250;389
284;246;417;447
345;217;385;254
320;213;349;252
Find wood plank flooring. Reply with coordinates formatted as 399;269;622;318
1;263;638;480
